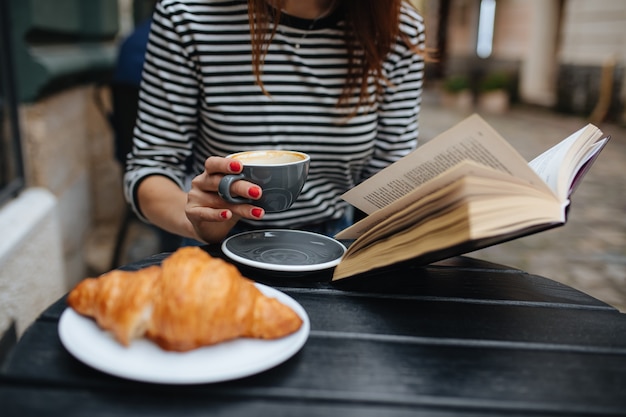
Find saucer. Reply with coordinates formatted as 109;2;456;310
222;229;346;273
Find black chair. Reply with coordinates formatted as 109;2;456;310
0;321;16;369
110;83;140;165
108;82;141;268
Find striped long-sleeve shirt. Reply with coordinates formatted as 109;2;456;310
124;0;426;229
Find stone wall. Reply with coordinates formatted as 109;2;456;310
559;0;626;66
0;189;66;337
19;85;126;287
557;0;626;123
0;85;126;340
0;84;125;337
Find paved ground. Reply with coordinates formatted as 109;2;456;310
419;88;626;312
120;86;626;312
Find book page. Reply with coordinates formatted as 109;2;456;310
333;173;564;280
528;124;606;201
336;160;545;239
342;114;551;215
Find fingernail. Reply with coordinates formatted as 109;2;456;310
251;208;264;218
248;186;261;198
220;210;230;219
229;161;241;172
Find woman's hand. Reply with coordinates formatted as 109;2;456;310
136;157;265;245
185;156;265;242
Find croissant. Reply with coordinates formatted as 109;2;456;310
66;266;160;347
67;247;303;351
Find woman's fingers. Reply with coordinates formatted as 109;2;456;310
187;156;265;229
186;187;265;221
198;156;262;200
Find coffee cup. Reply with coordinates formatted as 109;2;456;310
218;150;310;213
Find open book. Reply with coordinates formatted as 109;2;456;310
332;114;609;281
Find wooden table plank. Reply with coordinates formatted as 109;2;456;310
3;322;626;415
282;290;626;349
0;384;555;417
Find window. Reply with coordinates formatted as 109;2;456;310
0;0;25;206
476;0;496;58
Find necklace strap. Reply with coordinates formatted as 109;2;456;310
272;2;340;49
277;3;341;31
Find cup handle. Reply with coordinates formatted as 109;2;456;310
218;173;253;204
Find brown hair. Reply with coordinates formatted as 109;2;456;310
248;0;419;114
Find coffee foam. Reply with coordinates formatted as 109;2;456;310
231;150;306;165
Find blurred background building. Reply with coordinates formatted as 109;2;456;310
1;0;625;341
413;0;626;123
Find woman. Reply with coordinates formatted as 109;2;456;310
124;0;426;244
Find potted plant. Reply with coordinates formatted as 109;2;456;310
440;75;473;111
478;71;512;114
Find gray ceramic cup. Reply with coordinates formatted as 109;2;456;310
218;150;310;213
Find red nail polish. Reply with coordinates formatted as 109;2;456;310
251;208;263;218
220;210;229;219
248;186;261;198
229;161;241;172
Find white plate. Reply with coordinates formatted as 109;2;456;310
58;284;309;384
222;229;346;273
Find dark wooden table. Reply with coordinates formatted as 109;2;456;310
2;245;626;416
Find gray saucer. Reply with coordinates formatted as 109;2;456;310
222;229;346;273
